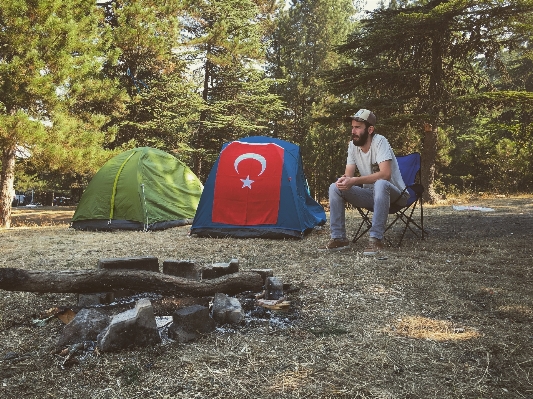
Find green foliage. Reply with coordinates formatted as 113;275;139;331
0;0;126;226
442;113;533;194
442;24;533;195
113;71;203;159
304;121;350;200
324;0;533;200
99;0;196;153
2;0;533;220
268;0;357;198
180;0;284;180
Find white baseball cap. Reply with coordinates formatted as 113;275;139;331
350;109;376;126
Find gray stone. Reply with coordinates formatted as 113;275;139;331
58;308;111;347
162;260;201;280
212;292;243;324
167;305;216;343
97;256;160;272
202;258;239;279
265;276;283;300
97;298;161;352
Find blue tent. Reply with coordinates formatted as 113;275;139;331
190;136;326;238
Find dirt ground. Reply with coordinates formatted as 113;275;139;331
0;197;532;398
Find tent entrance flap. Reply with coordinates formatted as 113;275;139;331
110;151;136;221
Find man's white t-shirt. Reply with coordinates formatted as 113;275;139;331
347;134;407;194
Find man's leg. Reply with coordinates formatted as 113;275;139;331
369;179;405;240
329;183;374;239
328;182;347;239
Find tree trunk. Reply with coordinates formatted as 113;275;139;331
0;144;16;229
421;123;440;204
191;56;212;180
421;32;444;205
0;268;264;296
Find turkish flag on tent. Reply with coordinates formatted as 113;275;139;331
212;141;284;225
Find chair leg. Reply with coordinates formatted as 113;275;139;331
397;214;411;247
352;224;371;243
401;203;427;237
352;199;426;246
352;208;372;243
392;200;426;247
420;201;424;239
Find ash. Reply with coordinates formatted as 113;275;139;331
216;296;300;334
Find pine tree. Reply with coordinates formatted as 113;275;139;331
0;0;125;227
98;0;202;157
446;41;533;193
328;0;533;202
181;0;284;179
268;0;357;199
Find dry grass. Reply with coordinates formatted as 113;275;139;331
384;316;480;341
9;206;76;228
1;197;532;398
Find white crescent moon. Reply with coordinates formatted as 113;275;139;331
234;153;267;175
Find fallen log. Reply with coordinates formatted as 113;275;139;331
0;268;264;296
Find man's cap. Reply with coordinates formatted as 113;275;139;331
350;109;376;126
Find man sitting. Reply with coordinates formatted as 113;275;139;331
321;109;409;255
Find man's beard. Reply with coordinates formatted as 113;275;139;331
352;128;370;146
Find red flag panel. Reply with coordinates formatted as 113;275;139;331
212;142;284;225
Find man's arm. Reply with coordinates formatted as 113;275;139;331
343;164;357;178
336;160;391;190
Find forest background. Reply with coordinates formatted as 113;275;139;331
1;0;533;228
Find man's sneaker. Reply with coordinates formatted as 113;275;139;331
319;238;351;251
363;237;384;256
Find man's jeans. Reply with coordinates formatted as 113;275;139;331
328;179;408;240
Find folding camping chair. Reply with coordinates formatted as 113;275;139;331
352;152;425;247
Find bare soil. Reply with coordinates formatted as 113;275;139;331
1;197;532;398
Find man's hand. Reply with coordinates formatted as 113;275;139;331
336;175;354;191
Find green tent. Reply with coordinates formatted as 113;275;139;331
71;147;203;231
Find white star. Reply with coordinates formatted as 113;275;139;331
240;175;254;189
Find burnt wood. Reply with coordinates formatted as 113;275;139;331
0;268;263;296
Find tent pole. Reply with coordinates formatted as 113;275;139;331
140;183;148;231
